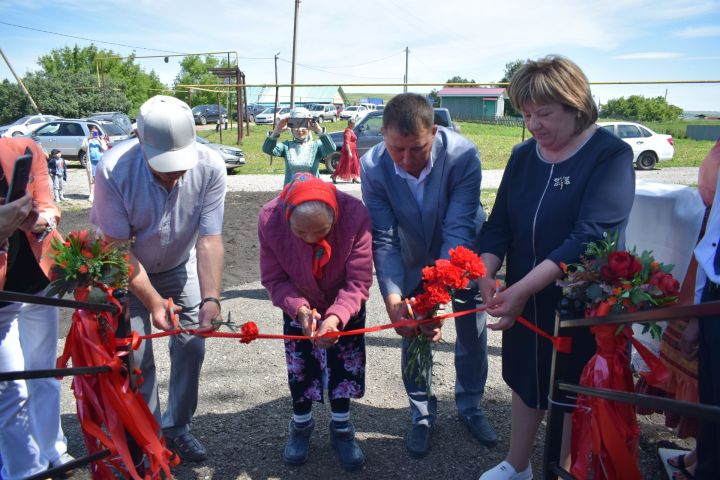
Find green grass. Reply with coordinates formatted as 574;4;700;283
208;119;713;174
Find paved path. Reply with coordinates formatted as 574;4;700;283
61;167;699;203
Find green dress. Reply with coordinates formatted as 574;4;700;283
263;132;336;185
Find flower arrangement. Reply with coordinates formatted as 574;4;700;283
47;230;133;302
405;246;486;394
556;233;679;339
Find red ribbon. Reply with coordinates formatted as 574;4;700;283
570;324;642;480
515;316;573;353
58;287;177;479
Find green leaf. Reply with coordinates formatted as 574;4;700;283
630;289;652;305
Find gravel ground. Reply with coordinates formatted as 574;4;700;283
52;165;697;479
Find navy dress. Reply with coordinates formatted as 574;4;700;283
478;128;635;409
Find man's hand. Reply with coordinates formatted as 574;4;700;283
197;300;221;333
418;317;444;342
0;193;33;240
149;297;179;331
315;314;341;349
385;294;418;337
297;306;320;338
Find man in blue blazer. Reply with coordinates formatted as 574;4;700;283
360;93;495;457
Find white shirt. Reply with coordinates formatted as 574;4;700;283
393;156;435;208
695;157;720;291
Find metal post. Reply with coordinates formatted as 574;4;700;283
273;52;280;132
290;0;300;107
0;48;41;113
217;92;223;143
404;46;409;93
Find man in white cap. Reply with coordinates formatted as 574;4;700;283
91;95;227;463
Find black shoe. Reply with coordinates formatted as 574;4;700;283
405;424;431;458
460;412;497;448
165;432;207;462
283;419;315;466
329;422;364;471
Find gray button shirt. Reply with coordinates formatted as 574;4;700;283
91;139;227;274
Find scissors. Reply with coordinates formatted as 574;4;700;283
310;308;318;338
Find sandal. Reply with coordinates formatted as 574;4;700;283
673;466;695;480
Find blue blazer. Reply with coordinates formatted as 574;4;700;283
360;126;485;298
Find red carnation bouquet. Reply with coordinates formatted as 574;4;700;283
556;233;679;339
405;246;486;394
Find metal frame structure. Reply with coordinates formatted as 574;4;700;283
0;290;139;480
543;301;720;479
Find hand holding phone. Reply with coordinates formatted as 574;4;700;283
6;147;33;204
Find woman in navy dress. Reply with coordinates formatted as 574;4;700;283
477;55;635;480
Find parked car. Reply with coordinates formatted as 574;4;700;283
323;108;460;172
254;107;291;125
308;104;337;123
192;104;228;125
87;112;133;135
196;135;245;170
232;104;267;123
597;121;674;170
31;119;112;167
0;114;62;138
338;105;369;122
95;120;132;145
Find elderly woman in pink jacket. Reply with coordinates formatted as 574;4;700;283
258;172;372;471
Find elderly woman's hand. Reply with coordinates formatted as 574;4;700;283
297;306;320;338
315;315;341;349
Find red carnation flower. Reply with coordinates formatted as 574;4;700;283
239;321;259;344
449;246;486;278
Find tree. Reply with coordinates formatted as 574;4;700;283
37;44;166;115
500;59;525;84
500;59;525;117
601;95;683;122
0;80;26;124
172;55;226;107
445;75;476;86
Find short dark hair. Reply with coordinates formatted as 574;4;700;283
382;93;434;135
50;149;61;156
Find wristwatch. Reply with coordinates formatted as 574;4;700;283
200;297;221;310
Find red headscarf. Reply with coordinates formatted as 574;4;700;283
280;173;339;279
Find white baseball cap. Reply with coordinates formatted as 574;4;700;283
137;95;198;172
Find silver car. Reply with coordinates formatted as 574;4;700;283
196;136;245;170
32;119;112;167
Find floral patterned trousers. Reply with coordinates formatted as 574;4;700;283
283;303;366;406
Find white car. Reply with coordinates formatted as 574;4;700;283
339;105;369;122
598;121;674;170
0;114;62;138
254;107;292;125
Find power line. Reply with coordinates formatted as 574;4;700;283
277;57;399;80
0;21;188;55
301;50;404;69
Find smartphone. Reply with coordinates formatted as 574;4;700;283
5;147;33;203
287;117;309;129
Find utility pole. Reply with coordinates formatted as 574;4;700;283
404;46;409;93
290;0;300;107
0;48;40;113
273;52;280;132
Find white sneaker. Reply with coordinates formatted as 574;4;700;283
479;460;532;480
88;194;94;202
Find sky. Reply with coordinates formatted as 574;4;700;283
1;0;719;112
